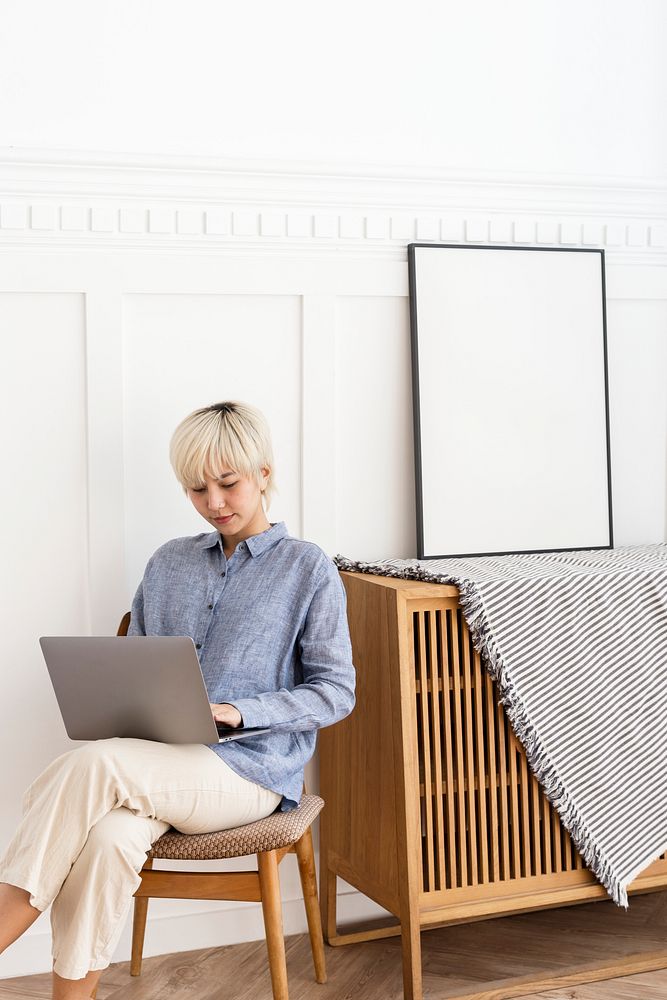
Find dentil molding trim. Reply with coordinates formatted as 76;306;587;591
0;148;665;259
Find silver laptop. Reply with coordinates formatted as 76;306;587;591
39;636;270;745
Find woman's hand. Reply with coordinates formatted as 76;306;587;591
210;703;243;729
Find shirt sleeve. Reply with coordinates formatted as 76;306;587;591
127;548;161;635
127;580;146;636
230;560;356;733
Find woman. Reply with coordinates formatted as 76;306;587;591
0;400;356;1000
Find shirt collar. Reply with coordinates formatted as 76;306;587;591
200;520;289;558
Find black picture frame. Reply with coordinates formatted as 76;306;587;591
408;242;614;560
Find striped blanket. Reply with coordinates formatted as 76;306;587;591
333;544;667;906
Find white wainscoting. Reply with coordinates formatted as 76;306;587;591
1;154;666;978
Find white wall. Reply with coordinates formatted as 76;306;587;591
0;171;665;980
0;0;666;981
1;1;666;179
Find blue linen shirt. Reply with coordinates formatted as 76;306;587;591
127;521;355;809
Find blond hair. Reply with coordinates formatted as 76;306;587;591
170;401;276;510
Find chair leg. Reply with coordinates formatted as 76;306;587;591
131;860;153;977
130;896;150;976
258;850;289;1000
294;828;327;984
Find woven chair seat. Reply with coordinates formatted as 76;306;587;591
148;794;324;861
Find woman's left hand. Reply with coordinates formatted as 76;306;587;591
210;703;243;728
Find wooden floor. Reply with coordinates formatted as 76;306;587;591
2;891;667;999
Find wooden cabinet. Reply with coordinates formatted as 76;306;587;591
319;571;667;1000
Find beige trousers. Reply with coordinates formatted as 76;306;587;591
0;739;281;980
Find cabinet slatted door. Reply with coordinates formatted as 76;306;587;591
319;572;667;1000
411;606;586;893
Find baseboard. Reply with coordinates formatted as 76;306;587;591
0;887;390;980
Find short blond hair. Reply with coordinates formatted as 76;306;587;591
170;401;276;510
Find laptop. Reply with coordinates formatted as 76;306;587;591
39;636;270;745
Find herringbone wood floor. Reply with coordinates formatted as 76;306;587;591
1;891;667;999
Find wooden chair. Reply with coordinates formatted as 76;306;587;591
116;611;327;1000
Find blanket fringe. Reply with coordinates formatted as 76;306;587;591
334;554;629;907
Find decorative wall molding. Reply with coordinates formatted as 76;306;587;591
1;148;666;208
0;148;666;261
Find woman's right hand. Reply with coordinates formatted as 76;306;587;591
210;703;243;728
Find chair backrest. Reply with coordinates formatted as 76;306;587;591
117;612;131;637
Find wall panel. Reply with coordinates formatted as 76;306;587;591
606;299;667;544
334;295;414;560
121;292;302;595
0;293;88;834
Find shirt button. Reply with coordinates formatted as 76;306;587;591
207;604;213;610
195;643;202;649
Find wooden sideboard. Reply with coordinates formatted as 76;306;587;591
319;571;667;1000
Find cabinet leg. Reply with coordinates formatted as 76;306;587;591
319;856;338;944
400;914;423;1000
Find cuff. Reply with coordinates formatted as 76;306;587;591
228;698;264;729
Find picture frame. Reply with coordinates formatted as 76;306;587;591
408;243;613;559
